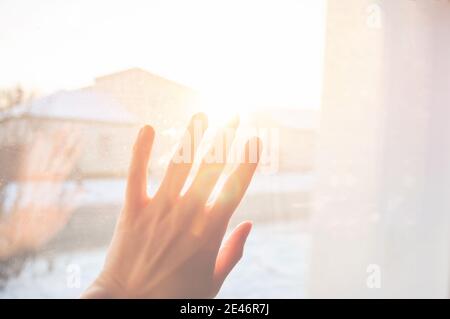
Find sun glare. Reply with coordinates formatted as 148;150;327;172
0;0;326;110
198;91;253;128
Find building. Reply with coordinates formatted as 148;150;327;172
0;88;138;179
92;67;200;129
0;68;202;179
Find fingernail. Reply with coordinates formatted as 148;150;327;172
141;125;155;139
245;221;253;236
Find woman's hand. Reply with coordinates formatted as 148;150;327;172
82;113;261;298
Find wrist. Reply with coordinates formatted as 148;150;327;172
80;272;122;299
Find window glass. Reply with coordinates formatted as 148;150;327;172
3;0;450;299
0;0;326;298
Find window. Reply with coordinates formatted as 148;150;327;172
2;0;448;299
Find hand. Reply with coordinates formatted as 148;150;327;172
82;113;261;298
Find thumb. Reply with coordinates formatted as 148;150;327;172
213;221;252;292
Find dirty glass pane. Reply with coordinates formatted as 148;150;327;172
3;0;450;300
0;0;326;298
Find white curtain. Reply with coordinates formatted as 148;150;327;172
310;0;450;298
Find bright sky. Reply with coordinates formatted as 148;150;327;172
0;0;326;110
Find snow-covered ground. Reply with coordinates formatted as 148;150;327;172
3;173;314;209
0;220;311;299
1;173;313;298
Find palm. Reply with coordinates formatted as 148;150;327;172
94;113;261;298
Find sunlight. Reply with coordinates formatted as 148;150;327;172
0;0;326;109
198;91;253;128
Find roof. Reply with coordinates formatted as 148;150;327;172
95;67;197;93
0;89;138;125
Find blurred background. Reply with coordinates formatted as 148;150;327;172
0;0;325;297
3;0;449;299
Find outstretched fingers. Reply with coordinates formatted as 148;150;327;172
125;125;155;209
213;221;253;292
211;137;262;225
155;113;208;206
184;116;239;210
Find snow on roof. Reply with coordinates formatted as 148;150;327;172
1;89;138;124
95;67;196;92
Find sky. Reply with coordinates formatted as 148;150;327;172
0;0;326;110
